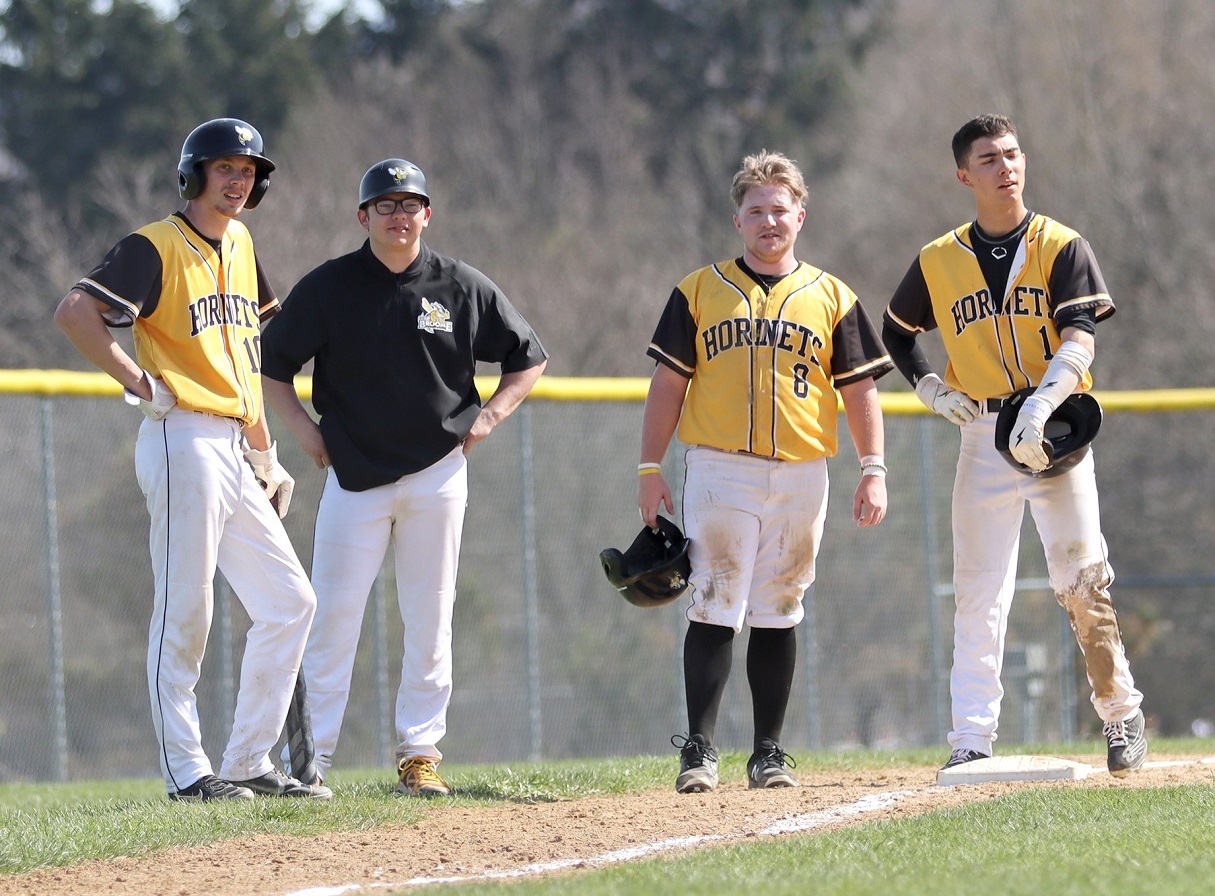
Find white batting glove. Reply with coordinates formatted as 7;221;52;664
243;442;294;518
915;373;980;426
1008;395;1053;472
123;372;176;420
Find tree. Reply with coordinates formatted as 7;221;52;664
0;0;188;197
171;0;324;128
255;0;885;375
354;0;448;60
0;0;331;208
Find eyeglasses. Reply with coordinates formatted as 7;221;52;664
371;198;426;216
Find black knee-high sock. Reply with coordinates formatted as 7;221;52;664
684;621;734;744
747;626;796;751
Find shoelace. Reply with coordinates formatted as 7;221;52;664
1103;719;1129;746
402;758;447;787
260;769;303;787
755;744;796;771
198;775;229;794
671;734;715;764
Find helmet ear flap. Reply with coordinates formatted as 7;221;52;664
178;165;203;201
245;171;271;209
599;548;628;590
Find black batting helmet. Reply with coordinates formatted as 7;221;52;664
994;387;1103;478
178;118;275;208
599;516;692;609
359;159;430;208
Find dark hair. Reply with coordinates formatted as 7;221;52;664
951;114;1017;168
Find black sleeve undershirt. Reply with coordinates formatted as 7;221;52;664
881;320;933;386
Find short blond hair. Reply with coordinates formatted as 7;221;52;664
730;150;808;209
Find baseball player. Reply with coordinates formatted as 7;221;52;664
639;150;892;793
261;159;547;796
881;113;1147;775
53;119;330;800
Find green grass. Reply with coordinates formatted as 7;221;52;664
2;739;1214;894
433;785;1215;896
0;755;685;874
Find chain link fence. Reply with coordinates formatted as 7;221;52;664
3;373;1213;782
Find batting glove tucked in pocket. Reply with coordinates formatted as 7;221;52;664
243;442;295;518
123;372;177;420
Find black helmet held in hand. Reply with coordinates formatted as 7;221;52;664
599;516;692;608
994;387;1103;478
178;118;275;208
359;159;430;208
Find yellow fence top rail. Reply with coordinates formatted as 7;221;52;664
2;370;1213;412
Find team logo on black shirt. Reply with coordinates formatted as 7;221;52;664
418;298;453;334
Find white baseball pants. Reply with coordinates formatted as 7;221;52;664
681;446;829;632
135;409;316;792
948;413;1143;754
298;445;468;776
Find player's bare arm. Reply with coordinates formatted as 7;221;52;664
637;364;689;528
1059;325;1095;356
839;378;887;528
462;360;547;455
263;376;330;468
241;412;273;452
54;290;149;396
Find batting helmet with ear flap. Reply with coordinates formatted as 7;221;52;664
599;516;692;608
178;118;275;208
994;387;1103;478
359;159;430;208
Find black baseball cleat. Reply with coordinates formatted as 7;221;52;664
226;769;332;799
283;759;324;787
747;740;799;788
941;748;990;770
672;733;719;793
169;774;254;802
1105;708;1148;777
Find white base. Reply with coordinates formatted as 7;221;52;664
936;754;1091;786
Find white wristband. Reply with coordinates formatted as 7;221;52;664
860;455;887;478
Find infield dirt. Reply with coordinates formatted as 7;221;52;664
2;753;1211;896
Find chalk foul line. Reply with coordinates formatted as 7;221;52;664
283;788;924;896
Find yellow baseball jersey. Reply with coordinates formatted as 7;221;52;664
884;214;1114;400
77;213;279;426
647;258;892;461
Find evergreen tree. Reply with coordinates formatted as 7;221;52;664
0;0;338;198
0;0;188;195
